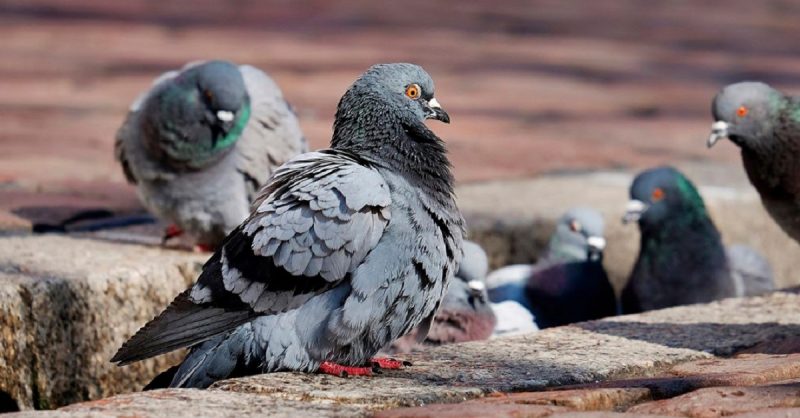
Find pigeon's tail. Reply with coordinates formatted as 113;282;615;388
727;244;775;297
161;326;254;389
111;290;255;366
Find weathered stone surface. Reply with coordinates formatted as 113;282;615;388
6;389;366;418
458;166;800;292
0;235;206;410
627;380;800;417
550;413;673;418
729;408;800;418
373;401;569;418
7;278;800;416
668;354;800;387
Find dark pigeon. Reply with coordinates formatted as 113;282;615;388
486;207;617;328
383;241;497;354
708;81;800;244
621;166;774;314
115;60;307;249
112;63;464;387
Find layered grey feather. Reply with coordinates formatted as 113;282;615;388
727;244;775;297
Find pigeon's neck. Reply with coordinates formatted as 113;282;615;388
332;110;455;199
639;215;726;278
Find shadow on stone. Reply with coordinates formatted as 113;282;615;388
0;391;20;413
576;321;800;356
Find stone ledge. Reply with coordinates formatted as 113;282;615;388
10;290;798;417
0;235;206;410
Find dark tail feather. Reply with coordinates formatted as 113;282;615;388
143;365;180;391
112;290;255;365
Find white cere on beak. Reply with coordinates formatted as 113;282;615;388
216;110;235;122
622;199;649;224
428;97;442;109
707;120;729;148
586;236;607;251
467;280;486;292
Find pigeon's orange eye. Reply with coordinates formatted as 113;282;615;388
652;187;665;201
737;106;748;117
569;220;582;232
204;90;213;101
405;84;421;99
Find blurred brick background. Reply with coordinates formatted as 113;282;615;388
2;0;800;218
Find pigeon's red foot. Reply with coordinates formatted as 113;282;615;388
162;224;184;242
370;357;411;370
318;361;373;377
193;243;215;253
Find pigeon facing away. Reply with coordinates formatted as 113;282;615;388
383;241;497;354
486;207;617;328
113;63;463;387
115;60;307;249
621;166;774;314
708;82;800;244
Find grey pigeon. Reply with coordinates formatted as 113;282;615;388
383;241;496;354
115;60;307;249
113;63;463;387
621;166;774;314
486;207;616;328
708;82;800;244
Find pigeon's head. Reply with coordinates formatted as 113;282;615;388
145;60;251;168
332;63;449;147
549;207;606;262
457;241;489;283
185;60;250;135
708;81;783;150
623;166;707;230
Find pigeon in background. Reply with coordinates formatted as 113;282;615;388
383;241;497;354
621;166;774;314
113;63;463;387
486;207;617;328
115;60;307;249
708;82;800;244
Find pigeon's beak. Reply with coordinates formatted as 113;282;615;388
216;110;235;123
622;199;648;224
467;280;486;301
586;236;607;252
426;98;450;124
707;121;729;148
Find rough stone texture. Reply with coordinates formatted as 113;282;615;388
627;380;800;417
728;409;800;418
549;413;673;418
7;290;800;416
373;401;569;418
7;389;367;418
459;166;800;292
0;235;206;410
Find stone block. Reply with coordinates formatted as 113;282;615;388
0;235;206;409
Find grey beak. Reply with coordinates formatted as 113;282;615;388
707;121;729;148
426;97;450;124
622;199;648;224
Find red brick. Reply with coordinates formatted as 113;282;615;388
668;354;800;387
481;388;651;411
627;380;800;417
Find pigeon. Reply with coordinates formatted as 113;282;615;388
382;241;497;354
115;60;307;249
621;166;774;314
486;207;616;328
708;81;800;244
112;63;464;387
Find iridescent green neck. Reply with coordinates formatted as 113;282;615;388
214;102;251;151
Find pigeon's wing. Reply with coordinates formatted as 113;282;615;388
236;65;309;200
113;67;184;184
727;244;775;297
112;151;391;365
